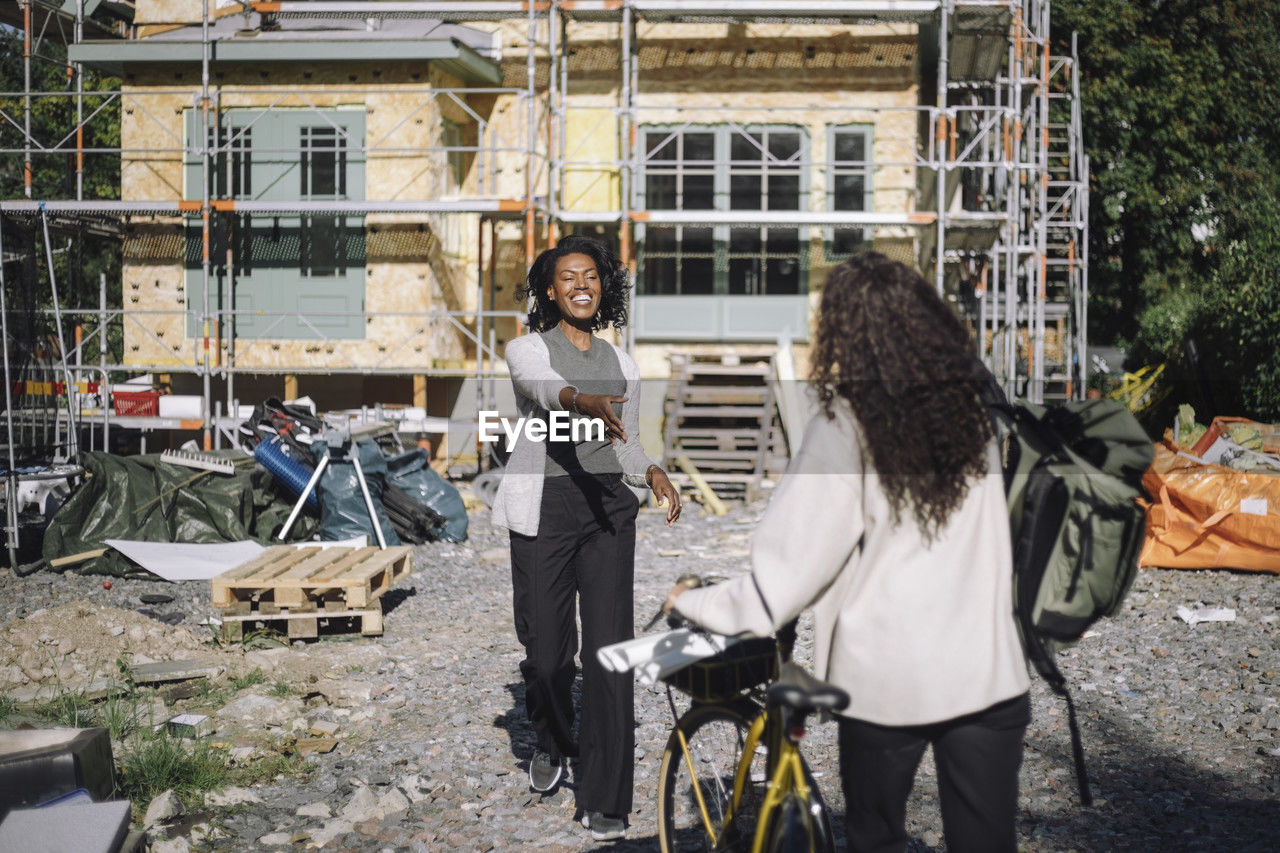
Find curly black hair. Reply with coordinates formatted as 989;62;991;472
811;252;992;539
516;234;630;333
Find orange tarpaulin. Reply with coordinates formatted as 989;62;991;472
1141;433;1280;573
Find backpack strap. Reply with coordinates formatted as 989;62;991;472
1060;683;1094;806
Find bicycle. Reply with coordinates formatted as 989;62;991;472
649;619;850;852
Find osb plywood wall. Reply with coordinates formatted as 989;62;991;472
120;64;485;370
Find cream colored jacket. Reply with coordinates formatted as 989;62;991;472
673;402;1029;726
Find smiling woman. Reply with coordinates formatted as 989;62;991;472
491;234;679;842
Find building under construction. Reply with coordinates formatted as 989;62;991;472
1;0;1087;475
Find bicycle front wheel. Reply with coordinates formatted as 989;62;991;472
657;702;766;853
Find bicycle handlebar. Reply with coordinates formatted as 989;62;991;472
642;572;708;631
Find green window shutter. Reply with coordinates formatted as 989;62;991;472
184;108;367;340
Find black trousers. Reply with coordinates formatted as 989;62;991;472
510;474;639;817
837;692;1031;853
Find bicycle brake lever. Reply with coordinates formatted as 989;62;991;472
642;607;667;632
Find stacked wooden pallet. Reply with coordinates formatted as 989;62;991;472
211;545;413;641
662;352;785;502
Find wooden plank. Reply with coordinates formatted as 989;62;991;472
679;388;769;405
288;617;319;640
332;547;405;584
303;548;378;585
49;548;107;568
250;547;325;582
219;607;379;623
274;548;355;582
360;609;384;636
674;454;728;516
673;405;772;419
682;363;771;377
216;547;298;581
669;471;759;482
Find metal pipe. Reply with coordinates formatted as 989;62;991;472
22;2;32;198
525;0;537;267
278;453;329;540
201;0;213;449
476;214;485;471
621;1;636;353
75;0;84;200
98;272;108;449
549;0;561;232
934;0;949;296
39;206;80;462
0;218;22;569
351;454;387;550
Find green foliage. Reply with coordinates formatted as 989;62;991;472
1192;210;1280;419
98;688;142;741
37;686;96;728
229;750;312;787
1055;0;1280;415
117;730;229;813
229;668;267;691
0;27;123;364
0;693;16;725
268;681;292;697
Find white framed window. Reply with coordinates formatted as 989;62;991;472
637;124;809;297
825;124;873;260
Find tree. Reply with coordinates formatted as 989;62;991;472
1054;0;1280;418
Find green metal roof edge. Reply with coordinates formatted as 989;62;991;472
69;37;503;86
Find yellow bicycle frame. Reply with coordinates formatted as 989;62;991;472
675;707;814;853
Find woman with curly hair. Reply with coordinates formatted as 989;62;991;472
492;233;680;842
666;252;1029;853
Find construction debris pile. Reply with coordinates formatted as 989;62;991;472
0;600;221;697
28;398;467;578
1140;407;1280;572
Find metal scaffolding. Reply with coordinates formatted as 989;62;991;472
1;0;1087;440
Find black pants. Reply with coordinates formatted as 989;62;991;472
510;474;639;817
837;692;1031;853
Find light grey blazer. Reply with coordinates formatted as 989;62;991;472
490;332;656;537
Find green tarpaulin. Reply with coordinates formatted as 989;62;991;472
42;451;317;577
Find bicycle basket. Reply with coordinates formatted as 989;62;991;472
661;636;779;702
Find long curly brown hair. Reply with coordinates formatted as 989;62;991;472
811;252;992;539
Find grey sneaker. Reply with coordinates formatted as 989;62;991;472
581;811;626;842
528;749;563;792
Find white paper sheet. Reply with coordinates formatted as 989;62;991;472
1176;606;1237;627
105;540;266;582
105;537;371;581
598;628;738;686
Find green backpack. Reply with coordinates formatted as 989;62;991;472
983;389;1155;806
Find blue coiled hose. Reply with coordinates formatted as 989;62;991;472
253;438;319;509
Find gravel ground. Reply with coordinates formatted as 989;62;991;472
2;493;1279;851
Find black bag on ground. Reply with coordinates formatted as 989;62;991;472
381;484;447;545
383;449;468;542
313;440;402;545
976;365;1154;806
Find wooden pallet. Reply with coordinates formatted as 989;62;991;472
663;352;783;501
211;545;413;641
